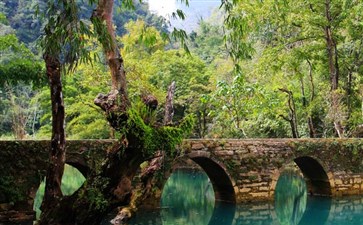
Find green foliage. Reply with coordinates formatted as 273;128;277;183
190;21;228;64
83;187;109;212
0;30;44;138
1;0;168;47
121;20;211;137
0;34;44;86
39;0;95;71
218;0;363;137
3;0;363;140
35;59;112;139
125;104;194;157
76;176;110;213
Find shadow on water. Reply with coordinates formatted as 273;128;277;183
207;202;236;225
298;196;331;225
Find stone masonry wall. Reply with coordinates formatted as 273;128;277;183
181;139;363;203
1;138;363;214
0;140;111;222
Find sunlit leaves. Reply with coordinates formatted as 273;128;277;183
0;34;43;86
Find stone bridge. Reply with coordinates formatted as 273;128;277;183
1;139;363;223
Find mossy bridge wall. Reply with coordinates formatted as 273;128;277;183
1;139;363;223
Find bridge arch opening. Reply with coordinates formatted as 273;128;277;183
33;164;86;218
186;154;236;203
293;156;332;196
160;157;236;225
274;169;332;225
161;163;215;225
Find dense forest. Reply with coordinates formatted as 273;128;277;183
2;0;363;224
1;0;363;140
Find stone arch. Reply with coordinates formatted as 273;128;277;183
33;164;86;218
270;156;333;198
65;156;90;177
293;156;332;196
186;151;236;203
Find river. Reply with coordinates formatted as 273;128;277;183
126;169;363;225
33;166;363;224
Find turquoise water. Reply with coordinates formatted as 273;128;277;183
128;169;363;225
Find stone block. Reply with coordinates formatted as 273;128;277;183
191;143;205;150
240;188;251;193
250;192;269;198
335;179;343;185
259;186;269;191
354;178;362;184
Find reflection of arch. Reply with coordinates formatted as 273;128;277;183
208;202;236;225
186;151;236;203
293;156;332;196
299;196;331;225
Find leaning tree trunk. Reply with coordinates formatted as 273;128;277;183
92;0;129;116
39;54;66;223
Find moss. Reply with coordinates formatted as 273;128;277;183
125;106;194;158
289;139;363;173
76;177;111;213
0;176;25;203
224;160;239;180
248;175;258;181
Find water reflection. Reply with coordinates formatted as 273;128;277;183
298;197;331;225
128;169;363;225
160;169;215;225
275;170;307;225
208;202;236;225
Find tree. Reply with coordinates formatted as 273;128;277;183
0;14;43;139
221;0;363;138
37;1;193;224
39;0;93;219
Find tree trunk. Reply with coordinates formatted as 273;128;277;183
39;54;66;221
164;81;176;125
92;0;129;116
279;88;299;138
346;70;353;121
36;1;191;224
325;0;344;137
4;82;27;139
306;60;316;138
325;0;339;91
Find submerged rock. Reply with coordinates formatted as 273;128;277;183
110;207;132;225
